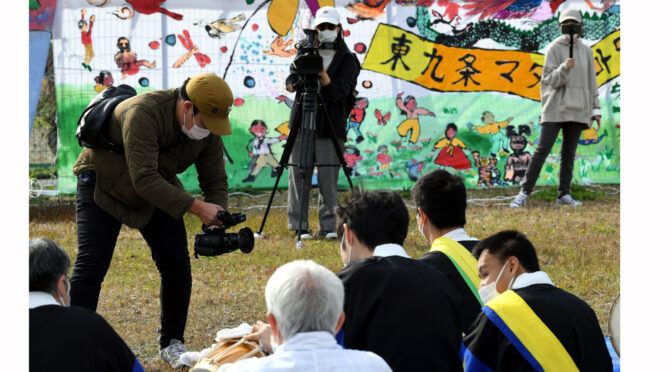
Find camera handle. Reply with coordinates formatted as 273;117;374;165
256;83;354;247
569;35;573;58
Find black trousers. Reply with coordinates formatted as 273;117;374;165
521;122;583;197
70;170;192;349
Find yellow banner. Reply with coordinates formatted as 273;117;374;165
362;24;620;101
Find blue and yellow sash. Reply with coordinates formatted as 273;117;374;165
430;237;483;306
483;290;579;372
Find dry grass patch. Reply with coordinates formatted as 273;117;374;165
29;186;619;371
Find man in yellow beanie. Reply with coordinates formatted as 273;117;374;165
71;73;234;369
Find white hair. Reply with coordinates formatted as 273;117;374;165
265;260;344;341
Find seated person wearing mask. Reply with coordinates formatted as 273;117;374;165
224;260;391;372
29;238;144;372
336;190;463;372
463;230;612;371
413;169;482;334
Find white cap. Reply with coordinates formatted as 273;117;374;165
314;6;340;26
559;9;582;24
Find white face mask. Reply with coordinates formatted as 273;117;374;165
318;29;338;43
58;277;70;307
478;263;515;304
563;34;579;43
182;111;211;140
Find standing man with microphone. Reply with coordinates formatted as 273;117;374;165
510;8;601;208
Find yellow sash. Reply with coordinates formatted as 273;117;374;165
430;237;482;305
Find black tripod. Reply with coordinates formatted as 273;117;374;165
256;74;354;248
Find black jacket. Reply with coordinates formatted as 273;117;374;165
286;40;360;140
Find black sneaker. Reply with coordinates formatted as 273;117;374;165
242;174;256;183
159;339;187;369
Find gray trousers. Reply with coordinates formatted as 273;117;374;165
288;131;344;232
521;122;584;197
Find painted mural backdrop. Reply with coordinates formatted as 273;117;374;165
51;0;620;193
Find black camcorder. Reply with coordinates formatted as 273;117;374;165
193;211;254;258
288;29;338;85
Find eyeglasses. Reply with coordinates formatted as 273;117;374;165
316;23;337;31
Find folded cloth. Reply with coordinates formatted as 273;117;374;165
179;323;255;367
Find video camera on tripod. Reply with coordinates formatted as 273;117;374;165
287;29;338;85
194;211;254;258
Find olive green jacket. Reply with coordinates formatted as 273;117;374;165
73;89;228;228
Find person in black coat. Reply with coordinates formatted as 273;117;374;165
335;190;464;372
285;6;360;240
29;238;143;372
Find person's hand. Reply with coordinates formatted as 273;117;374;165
429;112;436;117
244;321;272;353
593;115;601;131
188;200;224;227
397;92;404;99
565;58;575;69
81;8;86;15
286;84;295;93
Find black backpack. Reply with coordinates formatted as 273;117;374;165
76;84;137;153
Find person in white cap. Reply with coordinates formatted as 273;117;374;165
510;8;601;208
70;73;235;368
285;6;361;241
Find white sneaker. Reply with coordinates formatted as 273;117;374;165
296;230;313;240
509;191;529;208
557;194;582;206
159;339;187;369
325;232;338;239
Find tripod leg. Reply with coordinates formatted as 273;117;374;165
257;102;304;236
291;127;315;248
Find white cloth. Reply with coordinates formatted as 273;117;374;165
372;244;410;258
511;271;554;290
29;291;60;309
441;228;478;242
219;331;391;372
179;323;256;367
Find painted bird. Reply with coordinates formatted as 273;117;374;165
126;0;183;21
463;0;566;21
345;0;392;23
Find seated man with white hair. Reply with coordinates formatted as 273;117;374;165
221;260;391;372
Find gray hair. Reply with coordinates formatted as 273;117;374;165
265;260;344;341
29;238;70;294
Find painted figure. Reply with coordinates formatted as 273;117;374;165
114;37;156;80
468;111;513;153
79;9;95;71
405;158;425;181
376;144;393;177
344;146;363;176
396;92;435;144
504;125;532;185
347;97;368;143
243;120;286;183
94;70;114;92
433;123;471;170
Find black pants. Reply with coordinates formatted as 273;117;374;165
70;170;192;349
521;122;583;197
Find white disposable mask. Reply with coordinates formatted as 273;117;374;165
318;29;338;43
478;263;515;304
182;111;210;140
563;34;579;43
416;213;424;237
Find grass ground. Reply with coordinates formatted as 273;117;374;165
29;185;620;371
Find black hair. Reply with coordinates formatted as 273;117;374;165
29;238;71;294
400;95;416;115
446;122;458;132
505;125;531;138
178;78;200;116
411;169;467;229
472;230;540;272
336;189;409;250
250;119;267;128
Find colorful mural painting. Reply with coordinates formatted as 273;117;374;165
50;0;620;193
